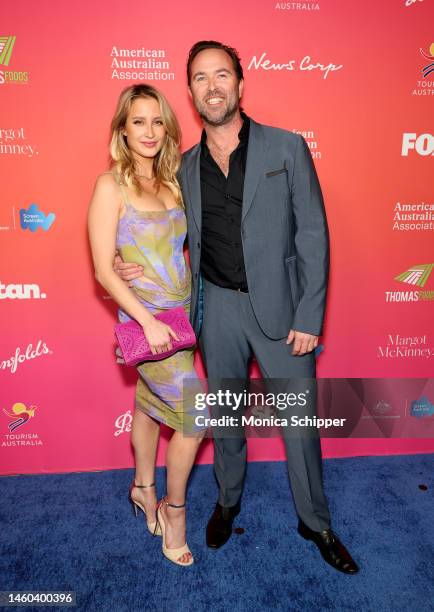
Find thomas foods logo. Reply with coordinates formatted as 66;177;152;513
0;36;29;85
0;36;15;66
395;263;433;287
385;264;434;302
20;204;55;232
401;133;434;156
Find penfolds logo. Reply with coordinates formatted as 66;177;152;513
114;410;132;436
0;340;52;374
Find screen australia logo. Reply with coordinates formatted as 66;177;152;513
20;204;55;232
385;263;434;302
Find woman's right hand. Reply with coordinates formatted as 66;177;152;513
142;317;180;355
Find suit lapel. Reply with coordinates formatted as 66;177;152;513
242;120;267;222
184;144;202;233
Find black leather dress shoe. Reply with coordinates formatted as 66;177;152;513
206;502;240;549
298;520;359;574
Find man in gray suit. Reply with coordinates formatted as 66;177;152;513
118;40;358;574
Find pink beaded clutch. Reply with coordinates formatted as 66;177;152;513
114;306;196;366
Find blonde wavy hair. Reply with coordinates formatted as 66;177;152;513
109;84;183;204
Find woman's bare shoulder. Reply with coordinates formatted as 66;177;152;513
94;171;119;191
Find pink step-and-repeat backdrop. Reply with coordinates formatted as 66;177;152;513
1;0;433;475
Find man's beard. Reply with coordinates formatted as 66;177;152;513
197;94;240;127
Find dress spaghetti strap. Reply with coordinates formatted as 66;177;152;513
102;170;129;205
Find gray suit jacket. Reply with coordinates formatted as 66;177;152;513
178;118;329;340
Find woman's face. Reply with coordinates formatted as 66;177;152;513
123;96;166;162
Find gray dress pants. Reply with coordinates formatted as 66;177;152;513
199;279;331;532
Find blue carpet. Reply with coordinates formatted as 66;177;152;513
0;455;433;612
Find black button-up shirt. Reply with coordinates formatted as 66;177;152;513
200;114;249;291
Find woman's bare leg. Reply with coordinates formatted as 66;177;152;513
159;431;204;563
130;409;160;523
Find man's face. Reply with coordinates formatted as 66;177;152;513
188;48;244;127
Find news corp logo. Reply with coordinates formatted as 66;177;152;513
247;51;343;80
0;36;29;85
401;133;433;156
0;282;47;299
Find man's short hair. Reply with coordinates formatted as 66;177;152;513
187;40;244;85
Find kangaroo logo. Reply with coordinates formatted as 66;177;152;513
3;402;37;432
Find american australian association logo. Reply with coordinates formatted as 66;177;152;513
385;263;434;302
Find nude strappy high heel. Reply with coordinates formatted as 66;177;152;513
129;482;162;536
156;497;194;566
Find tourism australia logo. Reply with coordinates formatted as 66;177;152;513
420;43;434;78
411;42;434;96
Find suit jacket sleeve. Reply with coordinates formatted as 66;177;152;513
290;135;329;336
